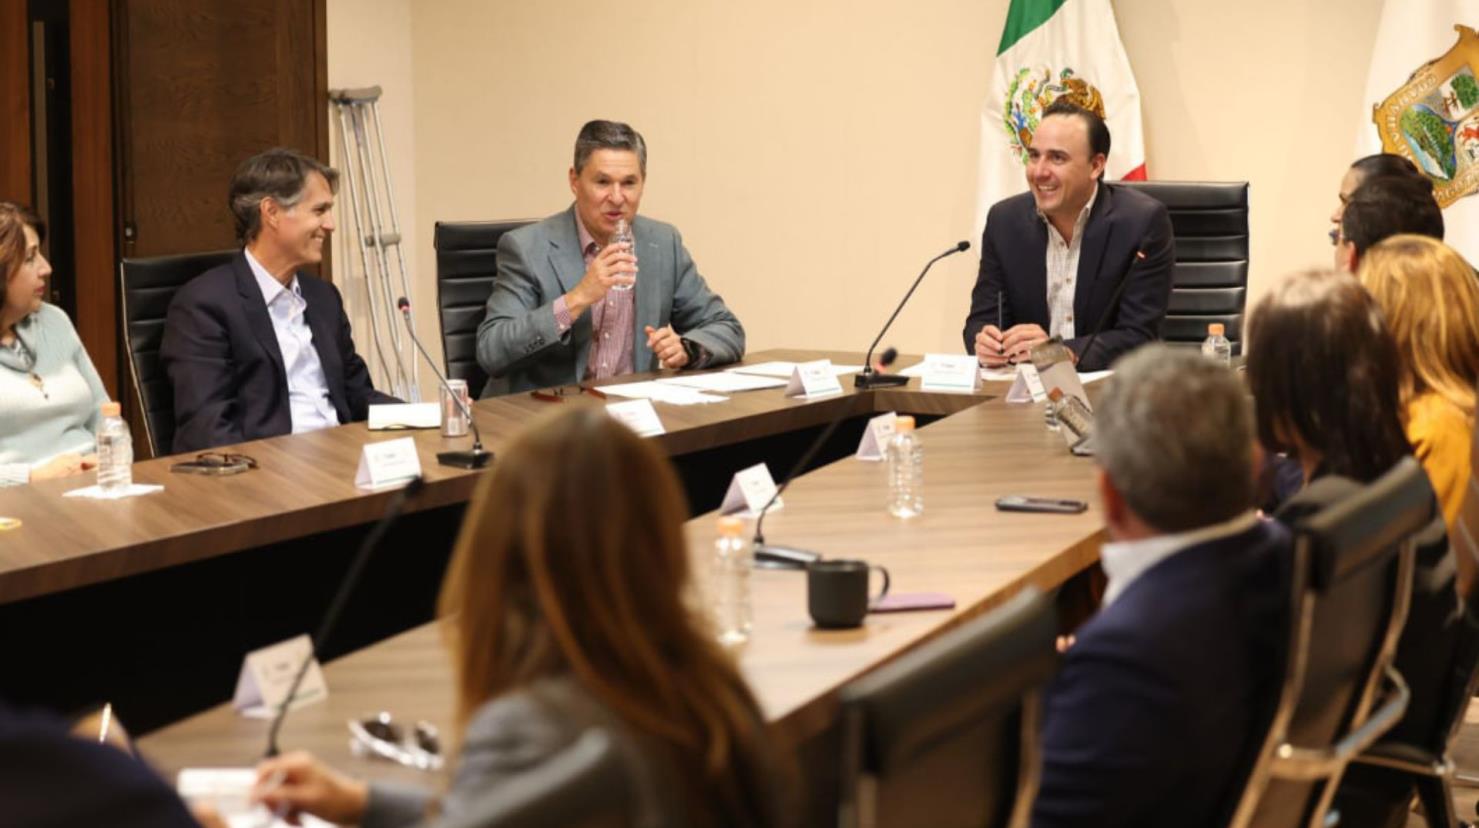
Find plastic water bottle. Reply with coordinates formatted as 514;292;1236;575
713;516;753;646
887;416;924;518
1044;400;1061;432
608;217;635;292
96;401;133;493
1201;323;1233;368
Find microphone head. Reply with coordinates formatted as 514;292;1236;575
879;346;899;368
396;296;411;313
956;240;971;252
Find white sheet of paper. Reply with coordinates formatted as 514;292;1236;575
784;359;845;398
353;437;422;490
978;366;1019;382
1006;363;1048;404
367;402;440;430
179;768;334;828
729;361;863;378
231;634;327;719
607;399;666;437
856;411;898;461
1078;370;1114;385
63;483;164;499
596;381;728;405
720;462;782;516
657;372;788;393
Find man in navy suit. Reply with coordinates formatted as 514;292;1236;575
964;99;1174;371
1032;346;1290;827
161;149;396;453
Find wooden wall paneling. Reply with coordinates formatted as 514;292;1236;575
70;0;117;399
0;0;32;202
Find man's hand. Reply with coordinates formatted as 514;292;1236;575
253;751;370;826
30;453;92;482
645;324;689;369
1001;323;1050;364
975;325;1009;367
565;242;637;316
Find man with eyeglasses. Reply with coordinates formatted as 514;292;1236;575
474;120;745;397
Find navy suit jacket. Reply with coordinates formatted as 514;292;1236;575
964;183;1175;371
1032;520;1291;827
0;703;199;827
160;253;396;453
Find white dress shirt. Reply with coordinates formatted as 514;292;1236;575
1099;510;1262;608
1040;183;1099;341
245;250;341;434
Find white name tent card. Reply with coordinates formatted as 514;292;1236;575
856;411;898;461
720;462;782;516
606;399;666;437
354;437;423;490
232;634;327;719
1005;363;1048;404
916;353;980;393
784;359;845;399
367;402;440;430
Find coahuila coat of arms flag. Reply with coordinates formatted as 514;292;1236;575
1357;1;1479;264
975;0;1147;239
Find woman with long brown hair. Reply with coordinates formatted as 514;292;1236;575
255;406;784;827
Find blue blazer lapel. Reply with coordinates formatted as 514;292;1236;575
547;208;592;379
1019;210;1051;325
232;254;287;382
1075;184;1114;326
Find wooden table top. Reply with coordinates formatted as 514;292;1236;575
0;350;985;606
136;360;1106;785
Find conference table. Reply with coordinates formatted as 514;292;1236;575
0;348;1106;818
57;345;1106;816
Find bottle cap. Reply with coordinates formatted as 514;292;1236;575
1208;323;1225;336
1047;388;1064;402
101;401;122;417
895;415;915;432
717;516;744;535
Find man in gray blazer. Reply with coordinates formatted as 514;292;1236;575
474;120;744;396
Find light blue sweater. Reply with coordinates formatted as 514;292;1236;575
0;304;110;485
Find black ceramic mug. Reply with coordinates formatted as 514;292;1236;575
807;559;891;629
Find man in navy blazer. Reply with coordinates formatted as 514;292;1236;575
161;149;395;453
964;99;1174;371
1032;346;1289;827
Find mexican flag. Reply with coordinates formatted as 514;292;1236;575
975;0;1148;239
1355;1;1479;264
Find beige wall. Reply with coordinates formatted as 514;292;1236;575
328;0;1384;369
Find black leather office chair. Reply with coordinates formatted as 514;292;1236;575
1228;457;1434;828
1118;181;1249;354
435;729;630;828
119;250;236;457
837;587;1057;828
433;220;534;398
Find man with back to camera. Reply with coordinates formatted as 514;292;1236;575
1333;173;1444;273
964;99;1174;371
1032;346;1289;827
161;148;397;454
474;119;744;396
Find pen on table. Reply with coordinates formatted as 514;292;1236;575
997;290;1004;356
97;702;112;743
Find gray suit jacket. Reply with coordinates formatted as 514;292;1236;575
474;207;745;396
363;676;685;828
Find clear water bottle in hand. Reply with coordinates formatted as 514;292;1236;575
96;401;133;493
608;217;636;292
712;516;753;646
1201;323;1233;368
887;416;924;518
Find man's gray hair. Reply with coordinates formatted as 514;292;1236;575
1096;345;1255;532
573;120;647;176
228;147;339;244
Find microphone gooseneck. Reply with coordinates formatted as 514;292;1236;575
856;241;972;389
396;297;493;469
265;476;426;758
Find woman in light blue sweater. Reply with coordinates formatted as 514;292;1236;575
0;202;110;486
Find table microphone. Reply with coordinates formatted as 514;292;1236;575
856;240;972;388
265;475;425;758
396;297;493;469
1075;248;1145;371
